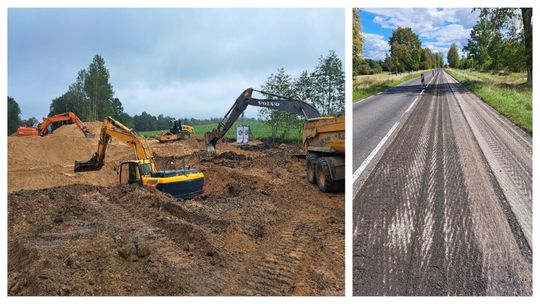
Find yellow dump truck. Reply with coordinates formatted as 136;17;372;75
303;115;345;192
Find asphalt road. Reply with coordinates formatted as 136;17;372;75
352;71;435;188
352;70;532;296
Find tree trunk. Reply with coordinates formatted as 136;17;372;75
522;8;533;83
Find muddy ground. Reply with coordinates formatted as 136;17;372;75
8;124;344;296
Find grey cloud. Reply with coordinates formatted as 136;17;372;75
8;8;344;119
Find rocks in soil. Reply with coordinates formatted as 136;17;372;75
118;239;151;261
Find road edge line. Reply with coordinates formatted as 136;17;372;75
352;121;400;184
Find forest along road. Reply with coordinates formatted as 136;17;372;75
352;71;435;191
352;70;532;296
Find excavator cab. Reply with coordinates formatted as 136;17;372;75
169;120;181;134
118;160;152;186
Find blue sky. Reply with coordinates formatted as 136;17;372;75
8;8;344;120
360;8;480;62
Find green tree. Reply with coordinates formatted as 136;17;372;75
84;54;114;121
22;116;38;127
434;52;444;68
501;37;526;72
464;18;493;69
522;8;532;82
477;8;532;82
49;69;87;118
352;8;364;76
133;111;158;132
116;112;134;129
447;43;460;68
389;27;422;72
467;8;530;78
8;96;22;135
294;70;315;102
421;48;433;69
258;68;298;140
383;54;394;72
310;51;345;115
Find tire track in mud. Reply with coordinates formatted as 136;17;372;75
79;192;208;293
353;71;531;295
229;222;311;296
81;191;244;296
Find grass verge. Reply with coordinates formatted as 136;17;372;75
446;68;532;134
139;120;302;140
353;70;428;102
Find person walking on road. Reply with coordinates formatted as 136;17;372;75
421;73;425;88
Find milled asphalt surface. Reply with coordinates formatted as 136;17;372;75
352;71;435;172
352;70;532;296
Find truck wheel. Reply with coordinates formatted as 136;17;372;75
316;158;336;193
306;157;316;184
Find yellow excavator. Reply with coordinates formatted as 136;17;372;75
74;117;205;198
204;88;344;192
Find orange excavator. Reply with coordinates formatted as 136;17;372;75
16;112;95;137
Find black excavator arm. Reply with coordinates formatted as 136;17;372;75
204;88;320;151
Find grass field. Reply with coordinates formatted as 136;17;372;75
353;70;429;102
446;68;532;134
139;120;303;140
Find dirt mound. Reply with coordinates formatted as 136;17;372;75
8;142;344;296
8;122;132;192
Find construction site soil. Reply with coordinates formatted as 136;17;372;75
8;123;344;296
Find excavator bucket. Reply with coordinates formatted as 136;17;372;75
84;130;96;138
74;154;101;172
203;131;218;152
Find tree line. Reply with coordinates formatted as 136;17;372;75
353;8;532;80
447;8;532;83
353;9;444;76
258;51;345;139
8;51;344;138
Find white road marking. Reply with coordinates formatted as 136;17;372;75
352;121;400;183
405;97;419;113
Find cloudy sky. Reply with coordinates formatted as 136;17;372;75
360;8;480;61
8;8;344;120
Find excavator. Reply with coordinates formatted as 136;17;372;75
16;112;95;137
204;88;345;192
155;120;194;143
74;117;205;199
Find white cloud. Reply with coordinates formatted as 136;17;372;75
362;32;389;61
362;8;479;62
421;24;471;44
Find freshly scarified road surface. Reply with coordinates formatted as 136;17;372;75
353;70;532;296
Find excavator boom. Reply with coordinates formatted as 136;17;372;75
204;88;320;151
74;117;154;172
74;116;205;199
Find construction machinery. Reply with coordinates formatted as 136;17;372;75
16;112;95;137
74;117;204;199
204;88;345;192
155;120;194;143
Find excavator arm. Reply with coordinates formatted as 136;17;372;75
204;88;320;151
74;117;154;172
38;112;95;137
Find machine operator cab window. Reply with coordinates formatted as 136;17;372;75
119;161;153;185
